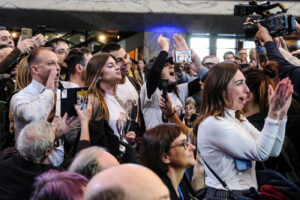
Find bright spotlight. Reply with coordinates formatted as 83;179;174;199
12;32;17;38
98;35;106;41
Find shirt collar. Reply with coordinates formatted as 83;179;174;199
225;107;236;119
31;79;46;93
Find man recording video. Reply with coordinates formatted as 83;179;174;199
0;27;47;74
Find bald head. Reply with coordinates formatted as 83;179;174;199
85;164;170;200
69;146;119;179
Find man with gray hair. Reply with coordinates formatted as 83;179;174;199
0;121;62;200
68;146;119;179
0;99;92;200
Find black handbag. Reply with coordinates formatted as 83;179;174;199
202;157;260;200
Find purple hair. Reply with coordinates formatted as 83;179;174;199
30;170;88;200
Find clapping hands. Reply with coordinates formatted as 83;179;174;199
268;77;293;120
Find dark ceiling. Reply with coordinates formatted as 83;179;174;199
0;8;248;34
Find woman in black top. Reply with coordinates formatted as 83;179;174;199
140;123;196;200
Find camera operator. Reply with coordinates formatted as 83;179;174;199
255;23;300;95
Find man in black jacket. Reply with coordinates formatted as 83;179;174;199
0;121;63;200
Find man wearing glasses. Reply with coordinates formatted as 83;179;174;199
45;38;70;80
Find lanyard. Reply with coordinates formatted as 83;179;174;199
177;185;184;200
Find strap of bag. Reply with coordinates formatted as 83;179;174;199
201;152;259;200
201;154;230;190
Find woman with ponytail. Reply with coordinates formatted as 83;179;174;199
242;61;279;130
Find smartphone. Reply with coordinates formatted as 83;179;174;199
174;50;192;63
21;28;32;40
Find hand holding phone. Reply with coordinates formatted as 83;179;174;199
174;50;192;63
21;28;32;40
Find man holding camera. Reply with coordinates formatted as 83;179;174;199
255;22;300;95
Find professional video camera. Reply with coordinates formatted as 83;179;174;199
234;0;296;37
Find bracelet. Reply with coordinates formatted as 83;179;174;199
166;110;176;118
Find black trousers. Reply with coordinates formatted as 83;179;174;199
205;187;250;200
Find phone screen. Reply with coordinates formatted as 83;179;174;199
76;90;88;110
21;28;32;40
174;50;192;63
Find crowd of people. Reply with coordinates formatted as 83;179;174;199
0;21;300;200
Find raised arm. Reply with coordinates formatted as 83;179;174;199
11;67;57;123
200;78;293;161
0;37;35;74
255;23;300;94
159;93;189;134
173;34;208;78
146;35;169;99
74;100;92;152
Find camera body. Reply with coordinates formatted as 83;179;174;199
234;0;296;37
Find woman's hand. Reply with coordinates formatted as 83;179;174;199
268;78;293;120
74;100;92;125
189;49;203;73
52;113;76;138
173;33;189;50
125;131;136;145
157;35;170;52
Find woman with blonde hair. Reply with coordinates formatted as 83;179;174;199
16;56;32;90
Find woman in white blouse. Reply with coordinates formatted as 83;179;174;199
195;62;293;199
85;53;134;144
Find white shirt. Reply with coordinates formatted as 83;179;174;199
116;77;139;123
197;109;287;190
11;80;55;138
105;93;128;143
60;81;79;89
140;82;188;130
10;79;64;166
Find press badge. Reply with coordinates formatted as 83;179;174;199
235;158;252;171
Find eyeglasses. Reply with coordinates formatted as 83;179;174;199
170;140;190;150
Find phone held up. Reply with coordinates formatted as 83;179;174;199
174;50;192;63
21;28;32;40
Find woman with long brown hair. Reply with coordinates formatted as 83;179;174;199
195;62;293;199
85;53;134;144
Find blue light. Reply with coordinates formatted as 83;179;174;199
146;25;185;33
